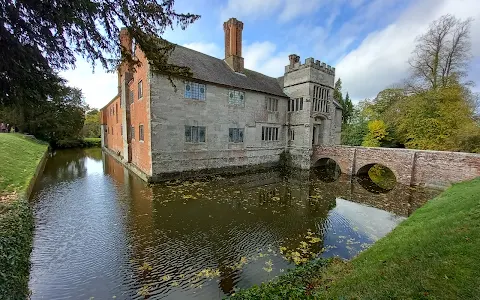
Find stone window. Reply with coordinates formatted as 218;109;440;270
116;103;119;123
139;124;144;141
288;98;303;112
185;125;206;143
138;80;143;99
121;124;123;136
184;82;206;100
111;126;114;135
131;125;135;140
261;127;279;141
228;90;245;106
289;128;295;141
229;128;244;143
267;98;278;112
108;126;110;134
129;90;134;104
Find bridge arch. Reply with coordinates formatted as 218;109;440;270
356;163;397;192
312;157;342;182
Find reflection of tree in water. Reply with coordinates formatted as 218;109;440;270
32;149;88;194
312;158;341;183
99;154;440;298
118;170;336;296
357;164;396;193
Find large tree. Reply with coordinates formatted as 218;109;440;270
408;14;472;90
0;0;199;108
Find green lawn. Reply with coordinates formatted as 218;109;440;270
0;133;47;300
0;133;48;194
231;177;480;299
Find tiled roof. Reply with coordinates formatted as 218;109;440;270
168;45;289;98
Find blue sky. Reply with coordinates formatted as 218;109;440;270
62;0;480;108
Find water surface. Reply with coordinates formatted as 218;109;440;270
29;149;439;299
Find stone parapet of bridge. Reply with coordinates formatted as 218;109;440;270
312;146;480;188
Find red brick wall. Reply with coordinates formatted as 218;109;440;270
128;48;152;175
102;96;123;154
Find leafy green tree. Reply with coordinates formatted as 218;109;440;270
82;109;101;138
333;78;343;104
1;0;199;109
341;103;369;146
342;92;354;124
362;120;389;147
25;86;87;144
395;83;480;151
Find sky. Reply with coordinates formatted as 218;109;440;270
61;0;480;109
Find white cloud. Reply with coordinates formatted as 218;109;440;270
336;0;480;101
243;41;289;77
279;0;324;22
60;59;117;109
182;42;222;58
220;0;324;22
220;0;282;21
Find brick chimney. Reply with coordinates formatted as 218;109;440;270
223;18;244;73
118;28;133;94
119;27;132;54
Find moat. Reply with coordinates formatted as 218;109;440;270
28;148;440;299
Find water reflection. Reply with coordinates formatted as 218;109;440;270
29;149;440;299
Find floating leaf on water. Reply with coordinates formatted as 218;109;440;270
162;275;171;281
170;281;179;287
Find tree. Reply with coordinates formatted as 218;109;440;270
333;78;343;104
395;82;480;151
82;109;101;138
409;14;472;90
362;120;389;147
1;0;200;108
342;92;354;124
25;86;87;144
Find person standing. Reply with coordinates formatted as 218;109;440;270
0;122;5;133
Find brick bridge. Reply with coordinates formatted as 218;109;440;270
312;146;480;187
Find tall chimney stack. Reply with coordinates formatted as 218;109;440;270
119;27;132;54
223;18;244;73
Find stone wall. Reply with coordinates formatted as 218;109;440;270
312;146;480;187
149;75;289;177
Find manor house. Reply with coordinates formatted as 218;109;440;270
100;18;342;182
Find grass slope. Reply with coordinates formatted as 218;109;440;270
0;134;48;193
0;133;47;300
231;177;480;300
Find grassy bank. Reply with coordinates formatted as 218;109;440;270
0;133;48;299
231;177;480;299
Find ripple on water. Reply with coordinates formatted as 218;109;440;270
29;149;438;299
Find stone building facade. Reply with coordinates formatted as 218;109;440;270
100;18;342;182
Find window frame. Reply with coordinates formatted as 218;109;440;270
131;125;135;140
228;90;246;107
138;80;143;100
139;124;144;142
184;81;206;101
267;98;278;112
229;128;244;143
185;125;206;143
261;126;279;141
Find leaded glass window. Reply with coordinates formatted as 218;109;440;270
261;127;279;141
228;90;245;106
229;128;244;143
185;126;206;143
184;82;206;100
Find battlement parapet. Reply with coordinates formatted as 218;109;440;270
285;55;335;76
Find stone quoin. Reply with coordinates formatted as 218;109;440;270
100;17;342;181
